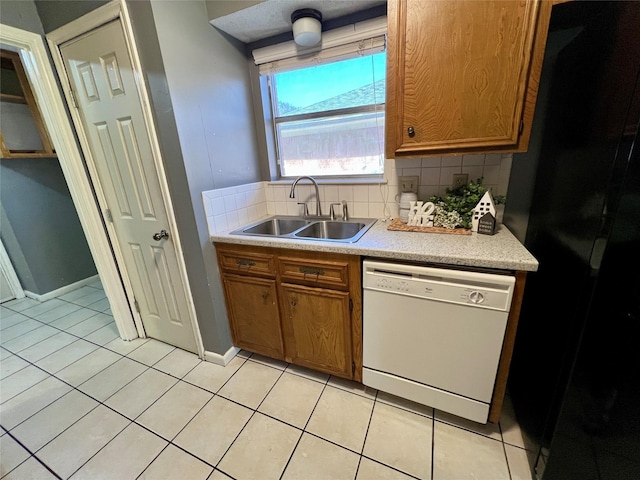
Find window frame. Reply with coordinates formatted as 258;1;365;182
252;16;388;181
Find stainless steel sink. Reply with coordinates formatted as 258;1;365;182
241;218;310;236
294;221;368;240
230;215;376;243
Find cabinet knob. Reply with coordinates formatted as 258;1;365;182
407;126;415;138
290;300;297;307
261;292;269;301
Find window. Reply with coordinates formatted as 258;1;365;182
253;18;386;179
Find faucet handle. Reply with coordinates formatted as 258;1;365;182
341;200;349;221
297;202;309;216
330;203;342;220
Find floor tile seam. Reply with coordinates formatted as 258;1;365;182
327;377;377;399
19;302;86;324
430;412;435;480
434;417;505;444
359;453;424;480
77;357;152;404
134;442;172;480
283;366;330;385
300;381;328;432
0;365;53;407
0;321;58;349
181;354;250;395
360;389;380;455
25;397;103;457
211;409;260;472
3;353;141;434
0;315;32;331
375;397;435;420
245;356;290;373
13;333;92;365
0;428;63;480
148;351;203;381
2;310;105;354
124;376;192;430
62;418;132;480
58;288;104;303
252;366;287;412
277;423;305;480
125;341;177;369
163;389;218;445
501;436;514;480
0;359;31;382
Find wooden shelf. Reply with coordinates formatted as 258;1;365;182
1;50;56;159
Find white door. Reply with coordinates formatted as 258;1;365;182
60;20;197;352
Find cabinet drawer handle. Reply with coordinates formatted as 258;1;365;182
407;126;415;138
261;292;269;301
236;258;256;267
299;266;324;276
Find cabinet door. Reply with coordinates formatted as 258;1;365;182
386;0;544;157
280;283;353;379
223;274;284;359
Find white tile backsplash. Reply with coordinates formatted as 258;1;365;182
202;154;512;234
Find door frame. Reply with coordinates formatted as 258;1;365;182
45;0;204;357
0;237;25;301
0;22;138;340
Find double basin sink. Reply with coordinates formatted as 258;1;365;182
230;215;377;243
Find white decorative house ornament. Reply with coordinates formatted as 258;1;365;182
472;191;496;232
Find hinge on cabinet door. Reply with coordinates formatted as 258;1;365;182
104;208;113;223
519;119;524;135
349;298;353;312
69;88;79;109
134;298;140;313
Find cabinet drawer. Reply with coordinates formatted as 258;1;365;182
218;249;275;278
278;257;349;290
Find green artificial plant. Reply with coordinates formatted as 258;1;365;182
429;177;504;229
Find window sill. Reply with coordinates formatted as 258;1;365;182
268;176;387;186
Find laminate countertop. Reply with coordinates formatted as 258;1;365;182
210;217;539;272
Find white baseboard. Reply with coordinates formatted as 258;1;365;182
204;346;240;366
24;274;100;302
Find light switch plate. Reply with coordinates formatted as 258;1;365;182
399;176;419;194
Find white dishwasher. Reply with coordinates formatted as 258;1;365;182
362;260;515;424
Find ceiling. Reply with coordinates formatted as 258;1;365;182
210;0;386;44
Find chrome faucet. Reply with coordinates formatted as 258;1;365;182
289;176;322;216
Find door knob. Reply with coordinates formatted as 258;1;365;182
153;230;169;241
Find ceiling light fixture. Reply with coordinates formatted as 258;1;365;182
291;8;323;47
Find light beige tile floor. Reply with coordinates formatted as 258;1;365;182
0;284;537;479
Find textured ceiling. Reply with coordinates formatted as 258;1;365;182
210;0;386;44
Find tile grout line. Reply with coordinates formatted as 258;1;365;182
1;428;63;480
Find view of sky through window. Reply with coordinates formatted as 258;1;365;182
272;52;386;177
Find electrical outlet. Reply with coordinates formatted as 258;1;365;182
399;176;419;194
452;173;469;189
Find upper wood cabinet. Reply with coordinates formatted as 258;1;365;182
385;0;552;158
0;50;56;159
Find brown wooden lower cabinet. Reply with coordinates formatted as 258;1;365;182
215;242;362;381
280;283;353;378
222;274;284;360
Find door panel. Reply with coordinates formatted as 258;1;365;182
61;20;196;352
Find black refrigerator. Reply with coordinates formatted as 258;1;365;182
503;1;640;479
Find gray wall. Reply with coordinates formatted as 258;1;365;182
146;0;263;354
1;0;44;34
33;0;109;33
126;0;236;353
1;0;97;295
0;159;97;294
